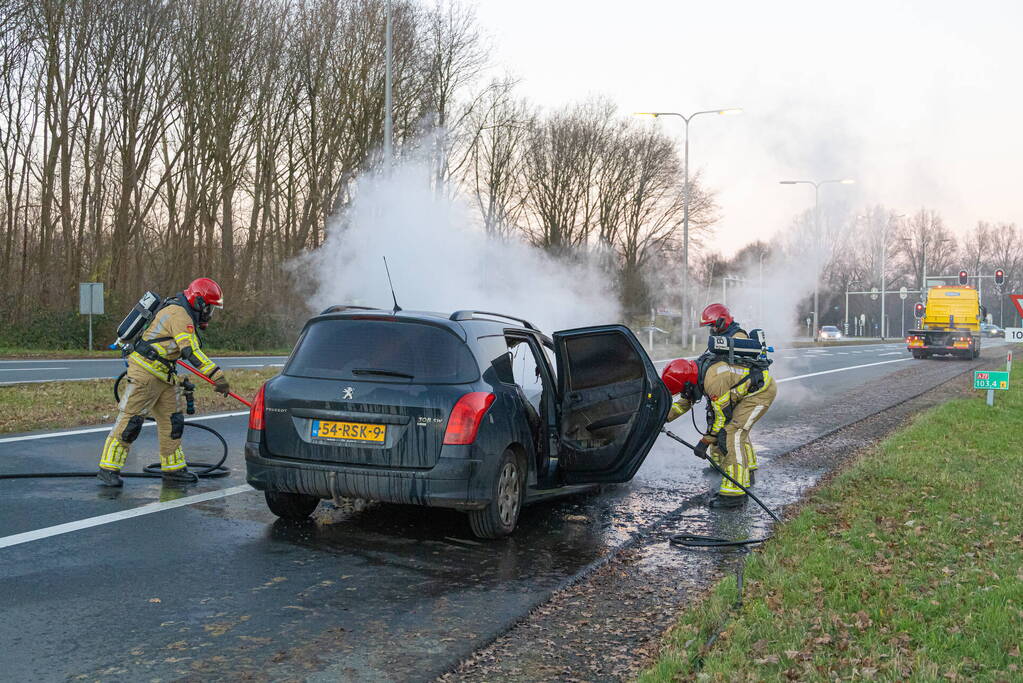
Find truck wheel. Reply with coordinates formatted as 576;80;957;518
468;449;524;539
265;490;320;520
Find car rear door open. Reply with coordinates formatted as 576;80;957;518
551;325;670;484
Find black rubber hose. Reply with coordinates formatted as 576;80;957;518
0;372;230;481
661;429;780;549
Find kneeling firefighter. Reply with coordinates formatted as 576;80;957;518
97;278;231;487
661;333;776;507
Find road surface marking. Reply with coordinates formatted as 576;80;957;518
0;356;286;365
0;411;249;445
0;484;255;550
0;376;121;386
776;357;911;383
0;367;68;372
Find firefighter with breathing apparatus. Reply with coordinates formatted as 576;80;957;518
97;278;231;487
700;302;747;339
661;326;776;507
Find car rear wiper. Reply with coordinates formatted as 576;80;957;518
351;368;415;379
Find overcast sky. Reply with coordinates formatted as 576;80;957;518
473;0;1022;255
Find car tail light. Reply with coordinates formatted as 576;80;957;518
249;382;267;430
443;392;496;445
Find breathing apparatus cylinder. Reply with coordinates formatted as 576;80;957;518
111;291;162;352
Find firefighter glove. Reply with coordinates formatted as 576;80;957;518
693;440;709;460
213;377;231;397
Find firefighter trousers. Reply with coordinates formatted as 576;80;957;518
713;380;777;496
99;364;186;472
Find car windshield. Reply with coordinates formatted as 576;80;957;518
823;326;839;332
285;318;479;384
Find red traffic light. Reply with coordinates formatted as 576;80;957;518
958;270;969;285
914;302;925;318
995;269;1005;286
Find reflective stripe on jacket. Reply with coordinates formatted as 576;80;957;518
129;301;222;382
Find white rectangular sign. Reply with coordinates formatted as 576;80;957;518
78;282;104;315
1004;327;1023;343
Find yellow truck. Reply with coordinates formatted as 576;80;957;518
906;286;984;359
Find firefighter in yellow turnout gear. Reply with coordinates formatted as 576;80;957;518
98;278;230;487
662;356;776;507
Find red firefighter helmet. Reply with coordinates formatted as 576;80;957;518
183;277;224;328
661;359;699;396
700;303;733;334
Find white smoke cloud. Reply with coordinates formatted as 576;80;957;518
296;153;619;333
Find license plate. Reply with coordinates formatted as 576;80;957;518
908;340;923;347
953;342;970;349
312;420;386;443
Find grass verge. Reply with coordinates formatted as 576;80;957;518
0;347;290;359
640;370;1023;681
0;368;278;434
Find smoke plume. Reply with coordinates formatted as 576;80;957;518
298;154;619;333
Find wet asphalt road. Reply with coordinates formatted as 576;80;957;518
0;356;288;385
0;341;1009;681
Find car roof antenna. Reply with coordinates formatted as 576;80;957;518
383;256;402;313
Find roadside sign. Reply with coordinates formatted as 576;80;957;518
899;286;908;300
974;371;1009;390
870;286;878;301
78;282;104;351
79;282;104;314
1005;327;1023;343
1012;295;1023;318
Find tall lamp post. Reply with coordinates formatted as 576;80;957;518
383;0;393;166
779;178;855;337
635;108;742;339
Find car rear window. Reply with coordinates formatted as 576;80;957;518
286;319;479;384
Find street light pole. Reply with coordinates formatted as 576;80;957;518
383;0;393;167
779;178;855;338
635;108;741;339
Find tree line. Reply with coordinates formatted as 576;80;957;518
0;0;711;347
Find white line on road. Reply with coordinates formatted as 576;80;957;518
0;355;287;365
0;484;255;550
0;376;120;386
0;367;67;372
0;411;249;445
775;357;911;383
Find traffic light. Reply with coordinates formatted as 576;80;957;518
914;302;925;318
995;269;1005;286
958;270;969;285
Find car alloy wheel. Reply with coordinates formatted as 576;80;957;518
496;461;521;526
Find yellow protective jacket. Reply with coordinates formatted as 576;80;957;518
667;360;772;437
130;300;224;384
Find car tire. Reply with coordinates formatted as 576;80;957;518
468;449;524;539
265;490;320;520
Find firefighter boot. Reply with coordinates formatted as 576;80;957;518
709;491;747;508
162;468;197;486
97;468;124;487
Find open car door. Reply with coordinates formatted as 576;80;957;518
552;325;670;485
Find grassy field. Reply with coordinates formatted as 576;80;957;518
641;367;1023;681
0;347;291;359
0;368;279;434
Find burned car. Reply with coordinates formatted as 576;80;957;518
245;307;669;538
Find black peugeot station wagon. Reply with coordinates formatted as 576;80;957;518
245;307;670;538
